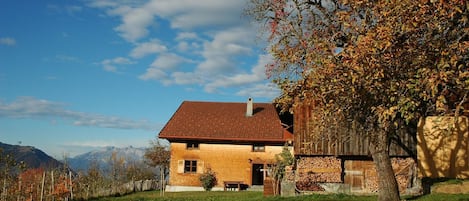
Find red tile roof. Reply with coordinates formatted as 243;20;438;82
159;101;290;143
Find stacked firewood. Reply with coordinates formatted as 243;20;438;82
296;157;342;191
393;158;415;192
363;158;415;192
296;180;325;191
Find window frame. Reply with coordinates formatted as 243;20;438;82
186;142;200;150
184;160;197;173
252;144;266;152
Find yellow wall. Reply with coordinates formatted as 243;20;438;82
417;116;469;178
168;142;285;187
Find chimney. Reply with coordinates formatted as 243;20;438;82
246;97;253;117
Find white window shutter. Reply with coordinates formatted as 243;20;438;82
177;160;184;173
197;160;204;174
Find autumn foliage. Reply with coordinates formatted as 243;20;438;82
247;0;467;200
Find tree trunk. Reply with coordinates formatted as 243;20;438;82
40;171;45;201
369;132;400;201
51;170;55;201
160;167;165;197
69;170;73;200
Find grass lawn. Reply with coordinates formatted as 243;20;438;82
89;191;469;201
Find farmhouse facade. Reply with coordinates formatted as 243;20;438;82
159;99;293;191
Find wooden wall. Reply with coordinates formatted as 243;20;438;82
167;142;285;188
293;100;416;157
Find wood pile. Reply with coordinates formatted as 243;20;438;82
296;180;325;191
294;156;416;193
358;158;415;193
393;158;415;192
296;157;342;191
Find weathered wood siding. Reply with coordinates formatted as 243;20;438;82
168;142;284;187
293;101;416;157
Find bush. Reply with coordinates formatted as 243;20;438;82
199;169;217;191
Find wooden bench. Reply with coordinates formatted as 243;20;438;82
223;181;244;191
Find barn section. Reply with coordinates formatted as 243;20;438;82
292;100;418;194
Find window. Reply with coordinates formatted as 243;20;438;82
184;160;197;173
252;144;265;152
186;142;199;150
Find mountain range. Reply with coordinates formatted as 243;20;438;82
1;142;148;172
68;146;147;171
0;141;64;170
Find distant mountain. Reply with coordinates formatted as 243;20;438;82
68;146;147;172
0;142;64;170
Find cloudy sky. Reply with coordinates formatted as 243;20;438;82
0;0;279;158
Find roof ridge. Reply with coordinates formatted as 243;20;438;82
183;100;273;104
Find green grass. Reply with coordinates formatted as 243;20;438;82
88;191;469;201
89;191;375;201
405;193;469;201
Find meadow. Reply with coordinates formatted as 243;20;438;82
89;191;469;201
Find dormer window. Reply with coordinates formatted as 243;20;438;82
186;142;199;150
252;144;265;152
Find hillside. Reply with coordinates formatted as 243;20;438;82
0;142;64;170
68;146;147;171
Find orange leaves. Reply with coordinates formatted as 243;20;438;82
51;176;71;196
249;0;467;121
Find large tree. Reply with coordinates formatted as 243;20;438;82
246;0;468;200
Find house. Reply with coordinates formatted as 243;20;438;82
159;98;293;192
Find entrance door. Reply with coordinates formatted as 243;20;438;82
252;164;264;185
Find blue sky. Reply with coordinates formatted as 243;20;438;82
0;0;279;159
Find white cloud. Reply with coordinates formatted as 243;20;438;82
177;41;190;52
138;53;193;83
88;0;248;41
100;57;135;73
145;0;246;29
130;39;167;58
114;7;155;42
150;53;191;70
87;0;277;99
175;32;198;41
204;54;271;92
236;83;280;99
64;141;117;149
0;37;16;46
176;41;201;52
171;71;203;85
86;0;135;8
197;26;255;75
0;96;160;131
197;57;234;75
138;68;172;85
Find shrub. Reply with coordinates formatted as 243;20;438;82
199;169;217;191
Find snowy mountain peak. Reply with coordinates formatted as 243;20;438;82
69;146;147;171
